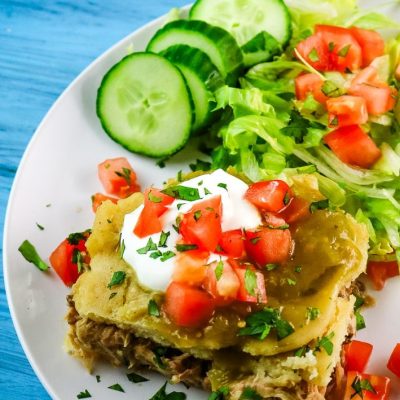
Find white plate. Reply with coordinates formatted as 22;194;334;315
3;3;400;400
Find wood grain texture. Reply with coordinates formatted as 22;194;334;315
0;1;186;398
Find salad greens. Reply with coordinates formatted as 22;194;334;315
194;0;400;262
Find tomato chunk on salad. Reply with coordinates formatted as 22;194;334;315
172;249;209;287
324;125;381;169
344;340;373;373
295;73;328;104
98;157;141;198
217;229;245;258
367;261;399;290
326;96;368;128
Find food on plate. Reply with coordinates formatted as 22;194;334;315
65;168;371;399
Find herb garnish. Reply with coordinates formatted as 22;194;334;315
208;386;229;400
194;210;202;221
108;383;125;392
283;192;291;206
245;269;257;296
36;223;44;231
150;250;162;259
77;389;91;399
189;159;211;172
204;188;212;195
215;260;224;281
287;278;297;286
308;47;320;62
268;223;289;230
310;199;329;213
160;251;175;262
96;375;101;382
149;382;187;400
265;263;278;271
72;248;85;273
250;236;261;245
127;372;149;383
330;115;339;126
153;347;168;369
137;238;158;254
354;296;366;331
148;191;162;203
338;44;351;57
314;332;334;355
161;185;201;201
239;387;262;400
176;243;198;252
115;167;131;185
295;345;310;357
306;307;320;321
109;292;117;300
107;271;126;288
238;308;294;341
217;183;228;191
295;266;302;273
148;299;161;317
67;230;90;245
158;231;170;248
321;80;343;97
18;240;49;271
351;375;377;399
328;41;335;52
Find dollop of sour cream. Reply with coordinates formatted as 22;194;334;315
120;169;261;291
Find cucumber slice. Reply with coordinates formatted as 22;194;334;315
241;31;282;67
161;44;224;132
189;0;292;47
147;20;243;86
97;53;193;158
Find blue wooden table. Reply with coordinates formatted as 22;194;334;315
0;1;186;398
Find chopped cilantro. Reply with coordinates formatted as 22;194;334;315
72;249;85;273
239;387;262;400
96;375;101;382
150;250;162;259
115;167;131;185
149;382;187;400
310;199;329;213
283;192;291;206
148;299;160;317
176;244;198;252
161;185;201;201
268;223;289;230
250;236;261;245
215;260;224;281
127;372;149;383
67;230;90;245
308;47;320;62
238;308;294;341
355;311;366;331
148;191;162;203
18;240;49;271
294;345;310;357
315;332;334;355
198;180;203;186
204;188;212;195
295;266;302;273
338;44;351;57
160;251;175;262
156;158;166;168
108;383;124;392
217;183;228;191
306;307;320;321
189;159;211;172
287;278;297;286
153;347;168;369
328;41;335;52
265;263;278;271
77;389;91;399
330;115;339;126
176;203;184;210
137;238;158;254
321;80;343;97
208;386;230;400
351;375;377;399
177;170;183;182
245;269;257;296
36;223;44;231
109;292;117;300
194;210;202;221
107;271;126;288
158;231;170;248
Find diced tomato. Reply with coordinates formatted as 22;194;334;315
351;66;381;86
244;227;292;267
179;196;222;252
367;261;399;290
134;188;175;238
295;34;330;71
315;25;363;72
164;282;215;328
295;73;329;104
278;197;311;224
349;27;385;67
98;157;141;198
344;340;373;373
344;371;391;400
49;233;90;286
172;249;209;286
387;343;400;378
231;262;267;304
263;212;288;228
91;193;118;212
204;260;240;305
349;83;395;115
217;229;245;258
326;96;368;128
324;125;381;169
245;180;292;213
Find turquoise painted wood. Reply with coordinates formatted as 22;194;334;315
0;1;186;398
